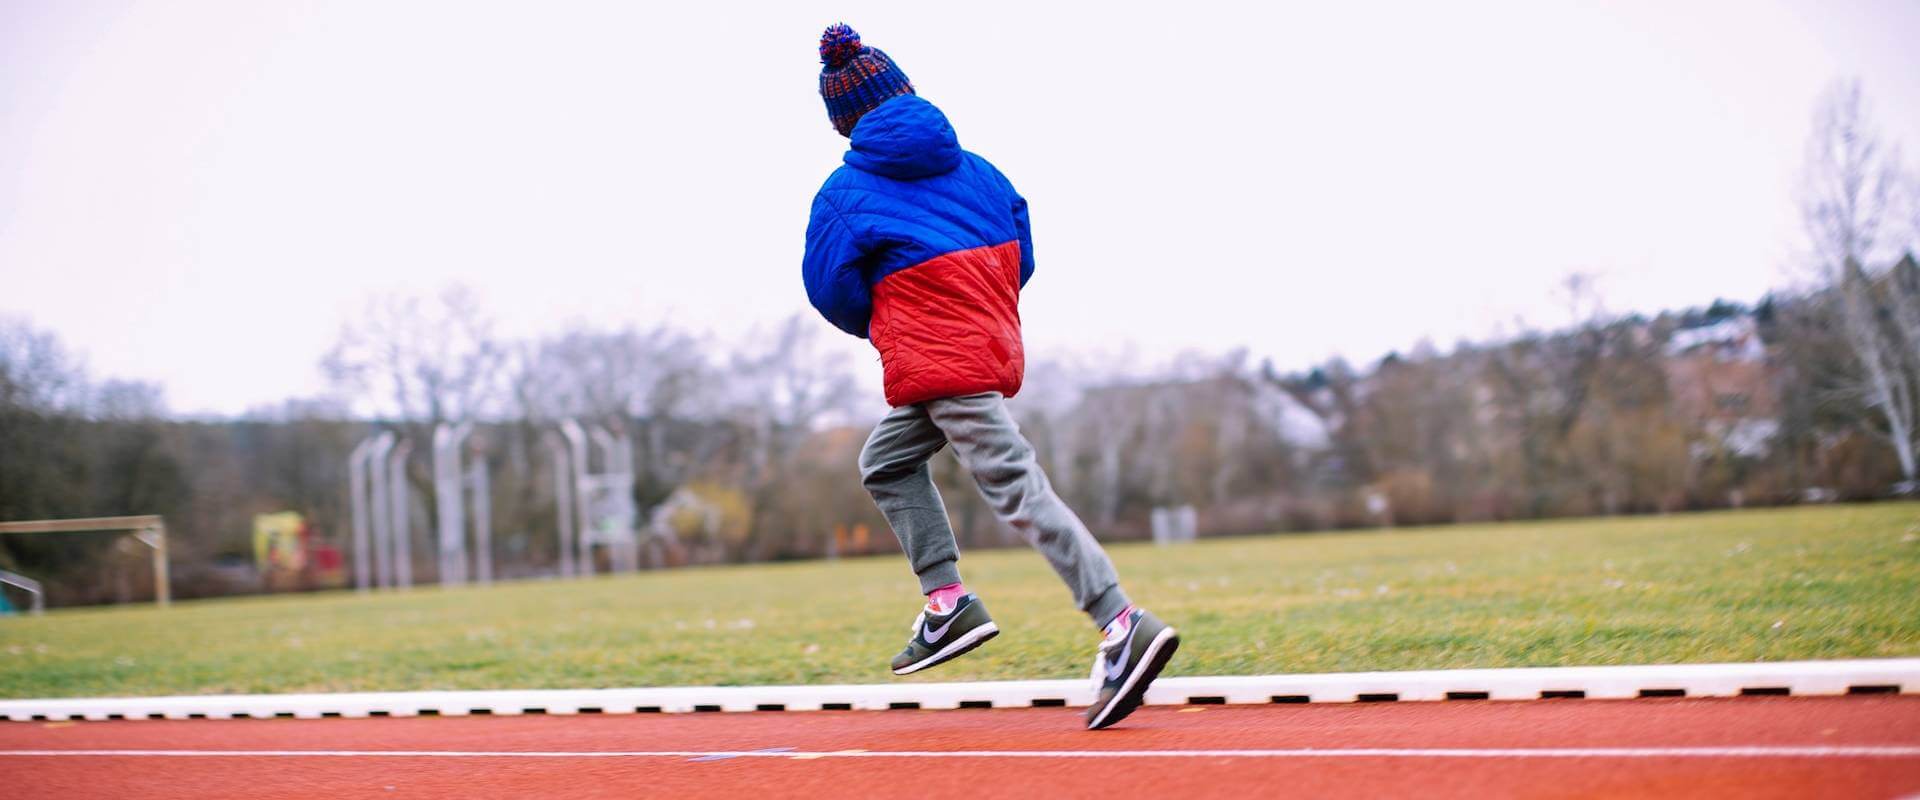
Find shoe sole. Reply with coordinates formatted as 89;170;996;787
1085;625;1180;730
891;621;1000;676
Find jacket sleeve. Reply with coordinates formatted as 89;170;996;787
1010;185;1035;288
802;194;873;339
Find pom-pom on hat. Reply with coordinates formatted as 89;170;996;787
818;23;915;137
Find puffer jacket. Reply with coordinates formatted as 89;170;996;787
802;95;1033;407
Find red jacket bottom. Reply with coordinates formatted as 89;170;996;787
869;241;1025;407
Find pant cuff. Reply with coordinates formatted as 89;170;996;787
1086;584;1132;628
916;560;963;595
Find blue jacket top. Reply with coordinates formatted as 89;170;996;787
802;95;1034;341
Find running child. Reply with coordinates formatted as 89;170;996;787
801;23;1178;730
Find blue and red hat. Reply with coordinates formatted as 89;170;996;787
818;24;914;137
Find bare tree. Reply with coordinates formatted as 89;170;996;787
1801;80;1918;487
511;323;720;501
322;285;508;425
1009;350;1142;510
91;380;168;420
726;315;859;469
1479;274;1613;515
0;318;93;532
0;317;90;413
513;325;707;423
724;315;859;558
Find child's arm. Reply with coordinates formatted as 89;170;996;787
802;194;873;339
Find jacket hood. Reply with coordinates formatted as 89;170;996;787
844;95;962;180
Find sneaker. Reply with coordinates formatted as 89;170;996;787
1084;608;1179;730
890;593;1000;675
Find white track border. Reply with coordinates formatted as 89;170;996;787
2;658;1914;722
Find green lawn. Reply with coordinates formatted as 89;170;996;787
2;504;1917;699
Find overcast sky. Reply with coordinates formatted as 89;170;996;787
3;0;1918;416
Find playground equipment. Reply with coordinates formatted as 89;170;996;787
433;422;493;586
346;432;419;592
252;511;346;591
0;515;171;608
253;511;306;591
556;419;639;574
640;486;718;567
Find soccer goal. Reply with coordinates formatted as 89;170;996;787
0;515;172;609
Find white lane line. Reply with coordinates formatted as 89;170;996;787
5;658;1913;721
0;747;1916;759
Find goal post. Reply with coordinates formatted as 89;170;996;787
0;515;171;609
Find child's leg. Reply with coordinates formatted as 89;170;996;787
925;392;1130;627
859;404;963;592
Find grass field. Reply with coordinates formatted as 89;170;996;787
2;503;1917;699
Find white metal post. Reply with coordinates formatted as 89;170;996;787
140;519;170;608
603;427;639;573
545;433;575;579
347;437;375;593
367;432;396;590
469;451;492;585
387;439;414;590
561;420;594;576
433;423;472;586
433;423;457;586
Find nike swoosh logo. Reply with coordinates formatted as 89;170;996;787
923;613;960;643
1104;634;1133;679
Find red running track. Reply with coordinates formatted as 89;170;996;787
2;696;1917;798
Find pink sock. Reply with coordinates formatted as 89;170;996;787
927;582;968;614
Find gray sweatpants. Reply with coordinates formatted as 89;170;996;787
858;391;1130;626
